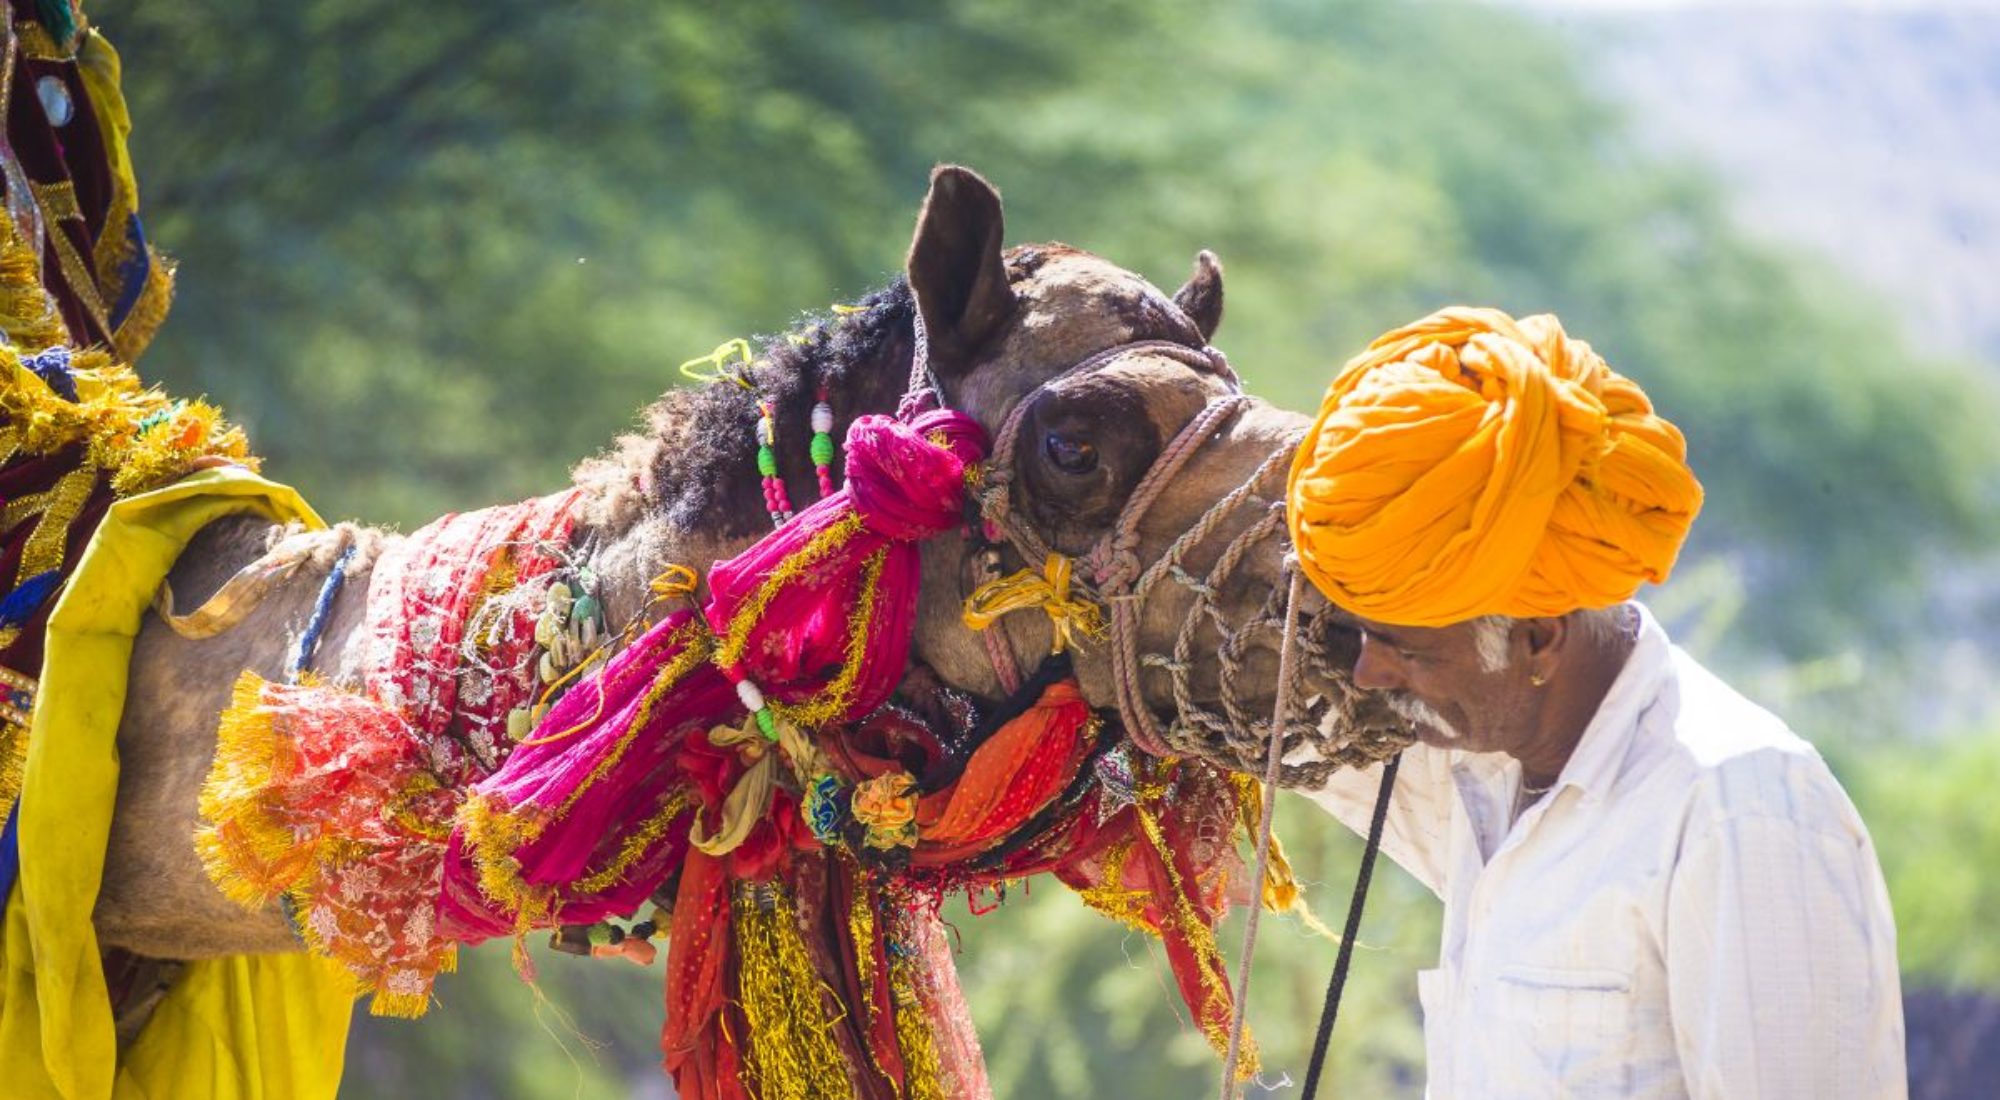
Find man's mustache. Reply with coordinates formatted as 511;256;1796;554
1384;692;1461;742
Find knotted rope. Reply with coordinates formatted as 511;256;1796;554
975;342;1407;787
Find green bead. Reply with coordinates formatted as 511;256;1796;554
571;594;601;625
754;708;778;740
586;923;612;946
756;445;778;477
809;433;835;467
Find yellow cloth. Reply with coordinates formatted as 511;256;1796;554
0;467;355;1099
1287;307;1702;627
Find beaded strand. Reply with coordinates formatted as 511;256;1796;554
810;385;836;498
754;385;840;529
755;398;792;525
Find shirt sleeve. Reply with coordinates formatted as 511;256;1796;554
1664;812;1907;1099
1295;744;1458;898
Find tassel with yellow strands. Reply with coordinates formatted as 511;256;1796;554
961;552;1106;655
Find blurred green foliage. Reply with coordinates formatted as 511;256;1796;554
95;0;2000;1096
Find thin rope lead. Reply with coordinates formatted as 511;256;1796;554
1299;750;1402;1100
1216;567;1305;1099
287;543;356;682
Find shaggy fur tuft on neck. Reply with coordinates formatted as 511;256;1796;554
574;280;917;536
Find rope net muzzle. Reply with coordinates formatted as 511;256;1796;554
974;341;1412;789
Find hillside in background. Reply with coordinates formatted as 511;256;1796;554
1529;3;2000;368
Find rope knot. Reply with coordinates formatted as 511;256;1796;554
962;553;1106;655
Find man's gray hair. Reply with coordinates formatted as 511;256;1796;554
1469;604;1635;674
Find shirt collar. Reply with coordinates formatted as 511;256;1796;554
1550;601;1671;803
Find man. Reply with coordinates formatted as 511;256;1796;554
1287;308;1906;1098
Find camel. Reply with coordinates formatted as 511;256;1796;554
84;165;1404;1089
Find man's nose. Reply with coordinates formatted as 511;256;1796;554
1352;634;1403;692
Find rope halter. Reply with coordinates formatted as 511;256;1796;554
970;340;1409;789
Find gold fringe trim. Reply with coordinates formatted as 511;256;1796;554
553;621;708;814
717;511;862;669
1070;836;1157;935
110;249;173;363
194;672;313;910
456;791;554;962
1134;803;1259;1076
0;219;69;352
732;883;854;1100
572;788;691;895
0;717;27;826
4;466;97;587
889;950;949;1100
197;674;456;1016
1227;771;1337;941
0;347;257;496
769;545;887;730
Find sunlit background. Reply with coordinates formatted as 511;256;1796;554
106;0;2000;1095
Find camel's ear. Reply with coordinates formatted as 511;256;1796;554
907;165;1017;374
1173;250;1224;342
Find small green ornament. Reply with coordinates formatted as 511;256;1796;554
809;433;835;467
754;708;778;740
756;445;778;477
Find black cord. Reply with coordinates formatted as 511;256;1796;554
1300;751;1401;1100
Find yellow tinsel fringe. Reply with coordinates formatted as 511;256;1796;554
0;168;253;495
732;883;853;1100
456;791;555;965
0;348;257;495
573;788;691;895
717;511;863;669
889;951;949;1100
1071;836;1158;936
110;250;174;362
769;545;887;730
1134;803;1259;1076
194;671;314;910
1227;772;1337;941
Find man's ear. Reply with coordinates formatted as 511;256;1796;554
906;165;1017;375
1522;616;1566;667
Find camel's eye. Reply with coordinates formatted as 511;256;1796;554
1042;432;1098;475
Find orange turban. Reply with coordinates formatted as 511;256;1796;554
1286;307;1702;627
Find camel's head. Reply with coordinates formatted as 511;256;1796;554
904;167;1407;786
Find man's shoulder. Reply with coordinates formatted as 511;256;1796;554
1639;646;1863;840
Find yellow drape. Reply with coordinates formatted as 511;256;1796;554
0;467;354;1099
1287;307;1703;627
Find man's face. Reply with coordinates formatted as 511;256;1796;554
1343;615;1534;755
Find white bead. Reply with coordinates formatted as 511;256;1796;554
755;417;775;446
811;403;834;433
735;679;765;713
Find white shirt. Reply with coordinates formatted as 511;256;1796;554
1303;605;1906;1099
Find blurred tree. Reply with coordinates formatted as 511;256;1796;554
90;0;2000;1096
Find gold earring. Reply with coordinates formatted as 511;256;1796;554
1529;672;1548;687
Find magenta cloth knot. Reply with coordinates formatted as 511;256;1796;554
844;409;987;540
440;407;989;941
